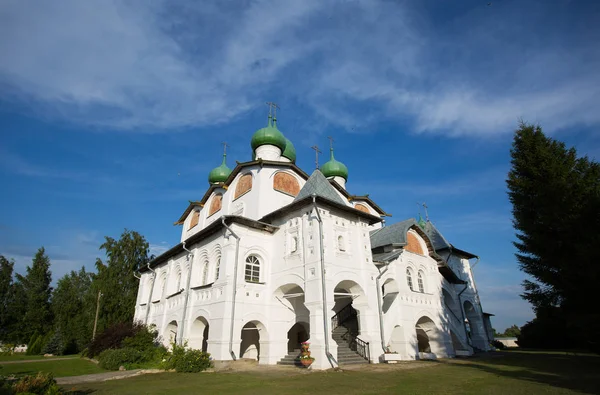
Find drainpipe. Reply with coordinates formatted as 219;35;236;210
312;195;338;369
375;261;391;353
144;263;157;325
222;217;241;361
178;241;194;345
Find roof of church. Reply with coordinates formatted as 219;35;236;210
369;218;418;249
372;250;404;263
293;169;348;206
421;220;478;258
260;171;382;225
421;221;451;250
143;215;278;271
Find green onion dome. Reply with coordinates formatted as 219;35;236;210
320;148;348;180
208;155;231;184
250;116;287;151
281;138;296;162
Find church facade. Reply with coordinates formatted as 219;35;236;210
134;114;493;369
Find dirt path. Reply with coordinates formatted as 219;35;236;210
56;369;162;385
0;357;78;365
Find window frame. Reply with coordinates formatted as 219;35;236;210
244;255;261;283
406;268;414;291
417;271;425;293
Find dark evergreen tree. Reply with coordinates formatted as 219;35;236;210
0;256;15;341
507;122;600;350
93;230;149;331
15;247;54;341
52;267;94;353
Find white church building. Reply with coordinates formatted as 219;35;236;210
134;113;494;369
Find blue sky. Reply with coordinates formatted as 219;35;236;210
1;0;599;332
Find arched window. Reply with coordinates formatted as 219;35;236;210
160;275;167;299
214;258;221;281
208;193;223;217
189;211;200;230
406;268;414;291
290;236;298;253
234;173;253;199
337;235;345;251
201;260;209;285
417;271;425;293
245;255;261;283
175;271;182;292
273;172;300;196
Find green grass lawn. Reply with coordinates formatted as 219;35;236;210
0;358;106;378
63;350;600;395
0;354;77;362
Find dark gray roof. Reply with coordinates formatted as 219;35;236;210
369;219;417;249
372;250;404;263
294;169;348;206
422;221;451;250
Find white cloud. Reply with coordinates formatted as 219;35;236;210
0;0;598;135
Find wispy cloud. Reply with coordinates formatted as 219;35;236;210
0;0;598;135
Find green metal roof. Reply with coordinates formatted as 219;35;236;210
281;138;296;162
321;148;348;180
208;155;232;184
250;116;287;151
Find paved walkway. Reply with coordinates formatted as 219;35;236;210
0;357;78;365
56;369;162;385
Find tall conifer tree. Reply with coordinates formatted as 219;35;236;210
507;122;600;348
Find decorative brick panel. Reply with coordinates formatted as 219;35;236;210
234;174;253;199
405;232;424;255
355;203;370;213
188;211;200;230
208;194;223;217
273;172;300;196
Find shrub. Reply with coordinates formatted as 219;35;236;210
98;348;144;371
162;342;211;373
12;372;60;395
87;321;147;358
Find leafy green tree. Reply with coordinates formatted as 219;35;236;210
501;325;521;338
0;256;15;341
507;122;600;349
52;267;94;354
93;230;149;331
15;248;53;341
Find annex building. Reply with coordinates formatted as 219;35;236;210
134;112;494;369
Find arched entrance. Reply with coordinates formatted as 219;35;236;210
164;320;178;348
188;316;209;352
240;320;267;360
415;316;443;359
287;322;309;352
272;283;309;359
332;280;369;363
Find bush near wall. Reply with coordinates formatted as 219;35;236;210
162;342;212;373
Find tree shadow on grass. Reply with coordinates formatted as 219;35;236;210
439;350;600;394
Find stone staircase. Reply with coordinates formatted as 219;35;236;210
332;326;369;365
276;349;301;366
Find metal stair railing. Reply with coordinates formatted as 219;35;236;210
331;303;370;362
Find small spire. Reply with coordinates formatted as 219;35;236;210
221;142;229;165
328;136;335;160
266;101;279;127
311;145;322;170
